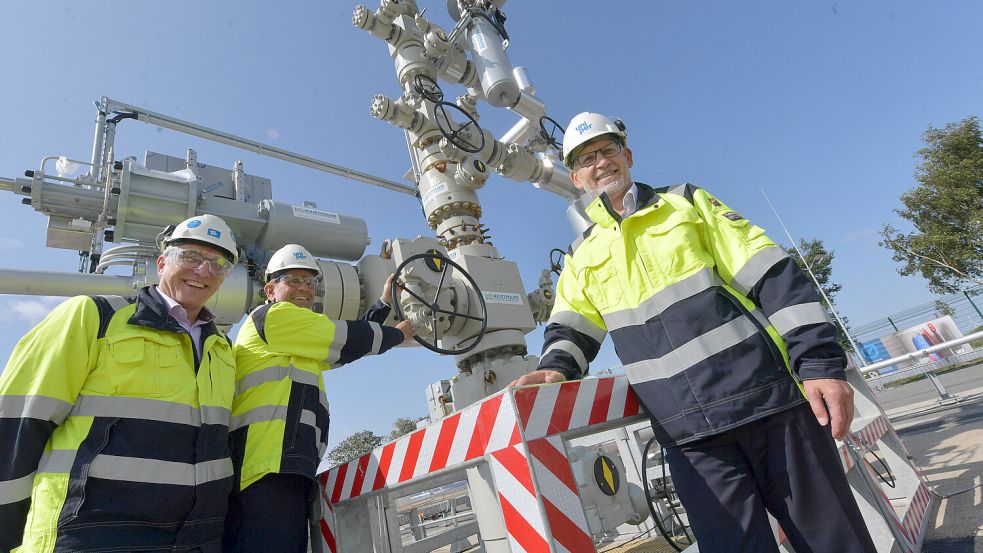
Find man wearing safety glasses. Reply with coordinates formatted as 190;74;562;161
0;214;240;552
224;243;414;553
514;112;877;552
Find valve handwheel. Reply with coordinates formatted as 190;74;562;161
390;252;488;355
539;115;564;152
433;101;486;153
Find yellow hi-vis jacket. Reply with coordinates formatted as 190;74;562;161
0;286;236;553
230;300;402;491
539;183;846;447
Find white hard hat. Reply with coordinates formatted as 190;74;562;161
562;112;627;169
162;214;238;263
265;244;321;282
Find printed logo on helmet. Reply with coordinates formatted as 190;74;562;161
187;220;202;228
575;121;592;135
207;228;222;238
294;251;307;260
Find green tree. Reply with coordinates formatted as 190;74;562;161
326;430;383;468
880;116;983;294
387;417;424;441
783;238;852;351
933;299;956;319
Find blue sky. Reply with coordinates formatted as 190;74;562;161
0;1;981;449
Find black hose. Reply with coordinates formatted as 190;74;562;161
864;449;897;488
549;248;565;275
108;112;138;124
641;436;694;551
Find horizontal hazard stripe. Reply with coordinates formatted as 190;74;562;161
37;449;78;473
730;247;788;296
300;409;318;429
371;323;383;354
547;310;606;343
543;340;588;371
70;395;229;427
768;302;829;336
624;316;759;383
236;364;321;395
335;321;385;365
325;321;348;364
230;404;288;430
88;454;233;486
609;287;746;365
603;268;719;331
0;472;35;504
0;394;74;423
300;409;323;448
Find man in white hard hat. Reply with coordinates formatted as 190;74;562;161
513;112;876;552
223;243;414;553
0;214;240;552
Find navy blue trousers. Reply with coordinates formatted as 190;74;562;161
665;404;877;553
222;473;313;553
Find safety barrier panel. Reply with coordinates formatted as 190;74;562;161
318;372;940;553
840;367;941;553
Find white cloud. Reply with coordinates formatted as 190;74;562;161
0;297;66;325
0;238;24;250
840;228;879;244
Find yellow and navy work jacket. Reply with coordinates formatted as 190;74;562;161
0;286;236;553
230;300;401;492
540;182;845;447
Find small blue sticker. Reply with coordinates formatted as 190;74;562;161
187;220;202;228
294;252;307;260
207;228;221;238
575;121;592;135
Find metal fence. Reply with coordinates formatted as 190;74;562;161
850;285;983;345
865;346;983;389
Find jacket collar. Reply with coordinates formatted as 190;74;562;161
585;182;660;227
129;285;221;343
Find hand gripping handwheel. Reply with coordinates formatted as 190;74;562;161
390;252;488;355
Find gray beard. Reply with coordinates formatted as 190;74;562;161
596;172;632;199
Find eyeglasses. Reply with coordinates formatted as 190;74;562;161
275;274;320;289
165;247;233;277
574;142;624;169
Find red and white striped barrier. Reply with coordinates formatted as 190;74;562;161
837;415;938;553
317;376;933;553
318;376;644;551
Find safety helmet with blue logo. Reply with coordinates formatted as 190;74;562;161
265;244;321;282
561;112;627;169
161;214;238;263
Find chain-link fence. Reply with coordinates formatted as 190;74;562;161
848;285;983;369
850;286;983;344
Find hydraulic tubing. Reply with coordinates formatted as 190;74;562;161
102;98;417;196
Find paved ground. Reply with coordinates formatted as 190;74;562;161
881;370;983;552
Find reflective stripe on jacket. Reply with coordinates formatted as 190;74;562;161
230;300;402;491
0;286;236;552
539;182;845;447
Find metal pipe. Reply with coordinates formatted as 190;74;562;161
102;98;417;196
88;98;108;181
0;176;15;193
498;118;531;146
0;268;137;297
860;330;983;374
533;159;578;201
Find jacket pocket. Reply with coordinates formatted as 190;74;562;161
644;209;707;278
580;250;623;312
106;334;181;398
58;417;118;527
